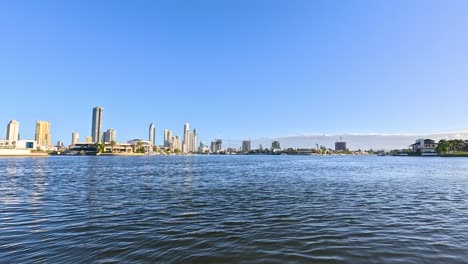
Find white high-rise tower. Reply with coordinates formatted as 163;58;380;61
149;123;155;146
6;120;19;142
183;123;190;153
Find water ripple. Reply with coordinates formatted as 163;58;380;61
1;156;468;263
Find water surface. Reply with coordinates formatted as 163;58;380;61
1;156;468;263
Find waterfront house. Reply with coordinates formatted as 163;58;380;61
411;139;438;156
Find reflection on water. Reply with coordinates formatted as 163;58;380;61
1;156;468;263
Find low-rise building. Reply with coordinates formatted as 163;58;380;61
0;139;37;155
412;139;438;156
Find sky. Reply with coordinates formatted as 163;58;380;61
1;0;468;146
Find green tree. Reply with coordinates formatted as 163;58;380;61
436;140;450;154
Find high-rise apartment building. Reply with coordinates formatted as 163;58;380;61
183;123;190;153
149;123;155;146
210;139;223;153
103;129;116;143
164;129;173;148
6;120;19;142
91;106;103;143
71;132;79;145
242;140;251;153
173;136;182;151
35;120;51;147
192;129;198;153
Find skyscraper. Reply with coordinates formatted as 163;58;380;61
173;136;181;151
183;123;190;153
149;123;155;146
164;129;173;148
192;129;198;153
6;120;19;142
103;129;116;143
242;140;251;153
72;132;79;145
35;121;51;147
91;106;103;143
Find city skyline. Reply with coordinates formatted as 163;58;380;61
6;110;468;150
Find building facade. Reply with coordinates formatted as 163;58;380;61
103;129;116;143
35;120;51;148
192;129;198;153
242;140;251;153
412;139;438;156
164;129;173;148
71;132;79;146
91;106;103;143
210;139;223;153
149;122;155;146
335;141;347;151
6;120;19;142
271;141;281;150
183;123;190;153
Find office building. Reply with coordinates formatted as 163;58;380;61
103;129;116;143
71;132;79;146
149;123;155;146
85;136;92;143
35;120;51;147
6;120;19;142
91;106;103;143
242;140;251;153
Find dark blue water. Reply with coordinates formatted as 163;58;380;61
1;156;468;263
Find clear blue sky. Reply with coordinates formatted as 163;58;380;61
1;0;468;145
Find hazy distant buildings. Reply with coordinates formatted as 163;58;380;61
335;141;347;151
211;139;223;153
71;132;79;145
6;120;19;142
242;140;251;153
103;129;116;143
91;106;103;143
85;136;92;143
149;123;155;146
35;120;51;148
272;141;281;150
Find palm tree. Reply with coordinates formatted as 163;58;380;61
94;142;104;154
110;140;116;153
135;141;144;153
